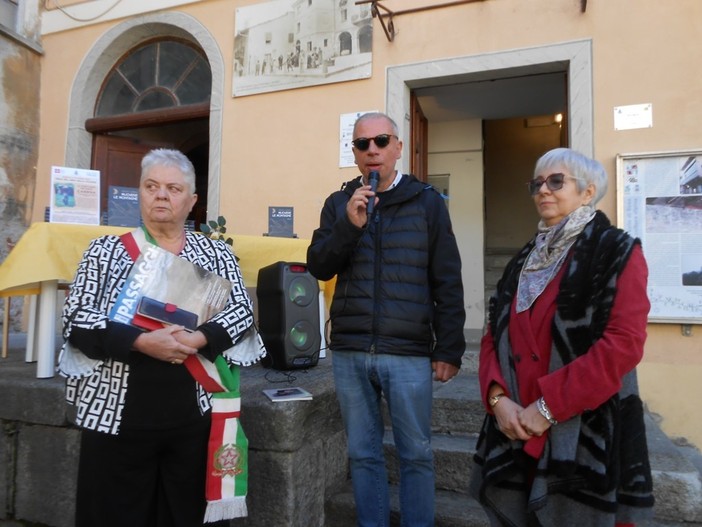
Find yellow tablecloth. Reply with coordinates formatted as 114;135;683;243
0;222;331;297
0;223;131;296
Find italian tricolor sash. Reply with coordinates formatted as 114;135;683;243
121;228;248;522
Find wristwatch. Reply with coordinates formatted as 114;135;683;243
488;393;505;407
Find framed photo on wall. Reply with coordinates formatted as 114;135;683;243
233;0;373;97
616;150;702;323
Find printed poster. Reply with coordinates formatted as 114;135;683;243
617;151;702;322
50;166;100;225
233;0;373;97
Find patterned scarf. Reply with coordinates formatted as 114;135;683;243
122;228;248;522
516;205;596;312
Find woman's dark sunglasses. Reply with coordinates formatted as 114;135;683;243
527;172;574;196
351;134;397;151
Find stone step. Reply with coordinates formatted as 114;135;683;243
645;413;702;524
326;420;702;526
431;372;484;435
324;481;702;527
461;331;481;375
324;484;490;527
483;268;503;288
381;371;484;435
380;422;702;524
484;249;514;268
384;432;478;493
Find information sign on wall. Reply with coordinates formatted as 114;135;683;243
617;150;702;323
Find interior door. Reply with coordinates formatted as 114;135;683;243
410;92;428;181
91;135;172;222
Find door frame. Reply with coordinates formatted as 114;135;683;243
387;39;594;172
64;11;225;222
410;92;428;180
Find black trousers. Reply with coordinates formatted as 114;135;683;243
75;420;227;527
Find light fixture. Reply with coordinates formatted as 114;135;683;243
525;115;561;128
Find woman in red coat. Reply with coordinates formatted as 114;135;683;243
470;148;654;527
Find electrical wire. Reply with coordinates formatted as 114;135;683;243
44;0;123;23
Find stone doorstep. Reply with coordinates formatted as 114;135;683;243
381;427;702;525
328;357;702;525
431;372;484;435
384;431;478;493
645;414;702;524
326;481;702;527
360;368;702;525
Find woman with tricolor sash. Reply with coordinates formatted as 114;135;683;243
58;148;265;527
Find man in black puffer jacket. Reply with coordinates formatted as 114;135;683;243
307;112;466;527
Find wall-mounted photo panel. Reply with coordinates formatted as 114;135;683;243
617;150;702;323
233;0;373;97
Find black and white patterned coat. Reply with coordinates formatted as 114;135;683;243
58;232;262;435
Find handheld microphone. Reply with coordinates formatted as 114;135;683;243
367;171;379;217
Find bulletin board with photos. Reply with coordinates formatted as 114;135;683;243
616;150;702;323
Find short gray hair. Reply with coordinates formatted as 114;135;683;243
141;148;196;194
353;112;399;137
533;147;608;206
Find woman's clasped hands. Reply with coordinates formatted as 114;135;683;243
132;325;205;365
493;396;552;441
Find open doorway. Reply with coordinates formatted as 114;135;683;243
402;52;581;329
415;78;567;323
483;114;567;253
414;71;567;251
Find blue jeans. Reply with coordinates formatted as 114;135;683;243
332;351;434;527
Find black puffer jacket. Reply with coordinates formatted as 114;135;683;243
307;174;466;367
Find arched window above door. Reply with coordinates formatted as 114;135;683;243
95;39;211;117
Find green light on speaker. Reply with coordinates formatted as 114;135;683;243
289;283;307;303
289;321;313;350
288;277;313;306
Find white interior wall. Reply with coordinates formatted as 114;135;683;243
428;120;485;330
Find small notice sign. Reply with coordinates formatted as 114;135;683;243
108;185;141;227
268;206;294;237
614;103;653;131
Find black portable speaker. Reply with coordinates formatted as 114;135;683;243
256;261;321;370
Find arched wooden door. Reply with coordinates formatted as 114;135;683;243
86;39;212;227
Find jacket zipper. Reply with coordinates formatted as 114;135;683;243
370;210;381;353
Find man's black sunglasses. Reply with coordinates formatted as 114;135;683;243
527;172;578;196
351;134;397;151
